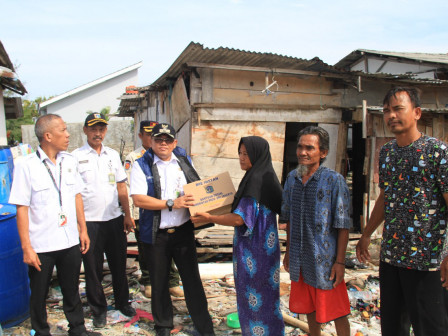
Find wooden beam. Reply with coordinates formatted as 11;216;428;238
194;102;341;110
376;60;388;73
363;56;369;73
335;123;347;174
197;107;342;123
362;100;367;138
196;246;287;254
186;62;351;80
433;114;445;140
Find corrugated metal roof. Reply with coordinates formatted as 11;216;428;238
353;71;448;85
118;44;448;115
368;106;448;113
335;49;448;70
116;93;145;116
149;42;344;90
0;40;27;95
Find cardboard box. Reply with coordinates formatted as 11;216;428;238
183;172;236;221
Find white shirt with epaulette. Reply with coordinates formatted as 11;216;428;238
9;147;84;253
72;143;127;221
124;146;147;220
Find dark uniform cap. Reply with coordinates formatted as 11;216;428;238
152;123;176;138
140;120;159;133
85;113;108;127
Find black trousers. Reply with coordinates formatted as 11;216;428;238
143;221;214;335
29;245;86;336
135;220;180;288
83;215;130;316
380;261;448;336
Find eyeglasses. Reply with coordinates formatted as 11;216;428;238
153;137;175;144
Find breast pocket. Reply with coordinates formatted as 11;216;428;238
64;173;76;195
31;180;52;205
78;164;94;184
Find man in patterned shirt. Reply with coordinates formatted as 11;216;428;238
357;87;448;335
282;126;351;336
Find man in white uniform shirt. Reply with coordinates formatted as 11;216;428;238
72;113;136;328
124;120;183;298
130;123;215;336
9;114;101;336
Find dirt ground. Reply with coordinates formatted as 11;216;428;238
2;241;383;336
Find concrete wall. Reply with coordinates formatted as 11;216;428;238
44;69;139;123
22;120;135;161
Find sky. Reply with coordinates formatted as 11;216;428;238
2;0;448;100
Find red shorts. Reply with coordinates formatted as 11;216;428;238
289;274;350;324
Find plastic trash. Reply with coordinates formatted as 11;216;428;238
348;290;373;306
226;312;240;328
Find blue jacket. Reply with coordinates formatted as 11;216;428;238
136;147;200;244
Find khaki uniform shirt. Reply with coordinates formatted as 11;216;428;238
125;146;147;220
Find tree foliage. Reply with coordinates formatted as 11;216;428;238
6;97;47;144
86;106;111;121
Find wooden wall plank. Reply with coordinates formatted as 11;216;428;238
190;72;202;105
191;120;285;161
213;88;341;106
335;123;347;174
318;123;339;171
372;115;394;137
171;76;191;131
191;156;284;189
200;68;213;103
433;114;445;141
212;69;334;94
198;107;342;123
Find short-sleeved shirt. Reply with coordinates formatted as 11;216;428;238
125;146;147;220
9;147;84;253
282;166;351;290
379;135;448;271
72;143;127;221
130;153;190;229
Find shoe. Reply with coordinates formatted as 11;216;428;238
144;285;151;298
80;332;103;336
155;328;171;336
169;286;184;297
92;313;107;328
119;305;136;317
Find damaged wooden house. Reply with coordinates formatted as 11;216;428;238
336;49;448;232
118;43;448;238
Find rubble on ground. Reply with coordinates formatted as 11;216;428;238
3;239;386;336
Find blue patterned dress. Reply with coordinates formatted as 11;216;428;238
233;196;284;336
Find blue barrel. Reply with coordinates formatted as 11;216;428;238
0;203;30;328
0;146;14;186
0;163;11;204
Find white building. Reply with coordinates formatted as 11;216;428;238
39;62;142;123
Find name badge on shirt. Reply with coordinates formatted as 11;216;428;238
108;173;116;185
58;211;68;227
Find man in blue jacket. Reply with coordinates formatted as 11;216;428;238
129;123;215;336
